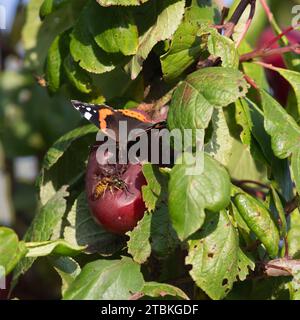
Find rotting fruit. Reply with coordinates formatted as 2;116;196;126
85;144;147;234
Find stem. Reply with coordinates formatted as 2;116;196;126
223;0;256;38
234;179;269;189
284;236;290;259
240;43;300;62
244;74;259;89
236;0;256;47
285;196;300;216
259;0;284;39
263;26;295;49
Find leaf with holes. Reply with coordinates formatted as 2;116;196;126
142;282;189;300
186;210;239;300
207;28;239;69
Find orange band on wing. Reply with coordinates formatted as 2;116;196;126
118;109;150;123
98;109;114;130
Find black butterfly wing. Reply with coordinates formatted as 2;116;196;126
71;100;112;129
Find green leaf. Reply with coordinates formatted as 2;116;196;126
227;139;267;182
270;186;287;237
70;5;121;74
207;29;239;69
89;66;134;101
0;228;27;275
290;270;300;300
235;98;253;146
230;200;252;246
243;98;293;201
150;205;179;258
142;164;167;211
127;213;152;264
25;240;85;258
22;0;75;72
233;193;280;258
46;32;69;93
160;5;219;81
51;256;81;295
88;3;138;55
42;125;97;170
260;89;300;159
97;0;150;6
62;192;123;255
169;153;231;240
288;209;300;259
168;67;248;131
245;97;273;161
40;0;69;19
63;257;144;300
186;210;239;300
292;148;300;196
205;108;234;167
241;61;269;91
63;55;94;94
237;248;255;281
12;186;69;285
142;282;189;300
268;67;300;122
126;0;185;79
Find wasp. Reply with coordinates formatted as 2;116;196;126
92;176;129;200
34;74;47;87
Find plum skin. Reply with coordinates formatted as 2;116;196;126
85;145;147;234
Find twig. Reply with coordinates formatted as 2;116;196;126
259;0;283;37
233;179;269;189
223;0;256;38
220;7;230;28
244;74;259;89
235;0;256;47
198;0;256;69
259;0;273;24
263;26;297;49
240;43;300;62
285;196;300;216
284;236;290;259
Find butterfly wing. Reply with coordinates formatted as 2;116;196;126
71;100;114;129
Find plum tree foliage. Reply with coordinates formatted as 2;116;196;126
2;0;300;300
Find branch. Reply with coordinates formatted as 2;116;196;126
223;0;256;38
259;0;283;36
235;0;256;47
197;0;257;69
285;196;300;216
240;43;300;62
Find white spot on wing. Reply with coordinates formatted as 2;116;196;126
84;112;92;120
86;107;91;111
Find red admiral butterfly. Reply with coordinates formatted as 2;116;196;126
71;100;165;141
